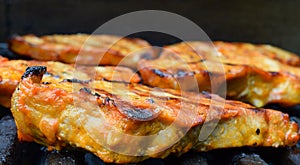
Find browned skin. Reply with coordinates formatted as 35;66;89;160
0;56;140;107
215;41;300;66
11;66;299;163
138;41;300;107
9;34;156;68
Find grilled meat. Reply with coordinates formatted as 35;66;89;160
11;66;299;163
9;34;156;68
160;41;300;66
0;56;140;107
138;41;300;107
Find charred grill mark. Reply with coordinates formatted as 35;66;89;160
81;85;155;121
120;105;154;121
102;78;131;84
249;108;265;113
94;88;113;97
101;97;115;106
221;62;250;67
44;72;60;78
42;82;51;85
174;70;193;78
201;91;212;99
80;87;101;97
88;88;116;106
147;98;155;104
256;128;260;135
187;59;206;64
80;87;92;94
80;87;116;107
152;69;169;78
269;72;280;76
94;92;101;97
152;69;195;78
62;78;90;84
97;96;116;107
21;66;47;80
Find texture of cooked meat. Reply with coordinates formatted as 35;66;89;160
11;66;299;163
9;34;156;68
0;56;140;107
138;41;300;107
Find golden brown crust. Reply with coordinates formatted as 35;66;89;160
0;56;140;107
10;66;299;163
9;34;156;68
215;41;300;67
138;41;300;107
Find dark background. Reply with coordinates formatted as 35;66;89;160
1;0;300;54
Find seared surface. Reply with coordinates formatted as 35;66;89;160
0;56;140;107
138;41;300;107
11;66;299;163
9;34;156;68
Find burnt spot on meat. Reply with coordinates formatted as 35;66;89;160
21;66;47;80
201;91;212;99
113;99;155;121
269;71;280;76
80;87;92;94
188;59;206;64
249;108;264;114
94;92;101;98
100;97;115;106
256;128;260;135
79;88;116;108
101;78;131;84
62;78;90;84
176;70;187;77
174;70;194;78
80;87;101;98
147;98;155;104
121;107;154;121
222;62;244;66
42;82;51;85
152;69;169;78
